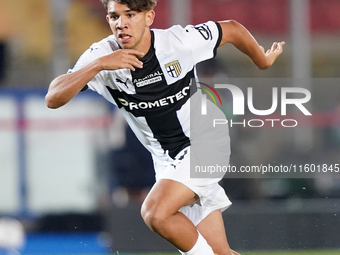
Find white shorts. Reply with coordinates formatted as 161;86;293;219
153;144;232;226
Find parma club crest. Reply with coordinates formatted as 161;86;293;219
165;60;182;78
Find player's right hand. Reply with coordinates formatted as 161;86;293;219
98;49;145;71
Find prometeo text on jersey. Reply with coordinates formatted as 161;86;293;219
118;85;190;111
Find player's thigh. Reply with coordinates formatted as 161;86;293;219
196;209;233;255
141;178;198;218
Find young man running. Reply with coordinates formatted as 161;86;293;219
45;0;285;254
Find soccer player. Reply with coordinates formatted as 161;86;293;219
45;0;285;254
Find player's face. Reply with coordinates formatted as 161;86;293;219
106;1;155;52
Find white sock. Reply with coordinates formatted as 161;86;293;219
179;231;214;255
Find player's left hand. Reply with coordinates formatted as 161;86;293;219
261;41;285;68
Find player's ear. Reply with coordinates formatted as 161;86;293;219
106;15;110;23
145;10;155;27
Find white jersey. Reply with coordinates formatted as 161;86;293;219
69;21;228;162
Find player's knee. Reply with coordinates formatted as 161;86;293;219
141;203;166;233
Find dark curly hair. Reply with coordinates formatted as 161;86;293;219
101;0;157;12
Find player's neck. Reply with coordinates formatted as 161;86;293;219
135;29;152;55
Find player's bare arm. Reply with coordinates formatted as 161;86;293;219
218;20;285;70
45;49;144;109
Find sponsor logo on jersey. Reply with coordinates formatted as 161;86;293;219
117;85;190;111
115;78;130;88
165;61;182;78
115;77;134;91
136;76;162;87
194;24;213;41
133;71;163;87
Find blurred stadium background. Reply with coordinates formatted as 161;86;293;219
0;0;340;254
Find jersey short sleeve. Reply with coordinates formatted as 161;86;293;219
182;21;222;64
67;36;120;94
68;46;108;93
